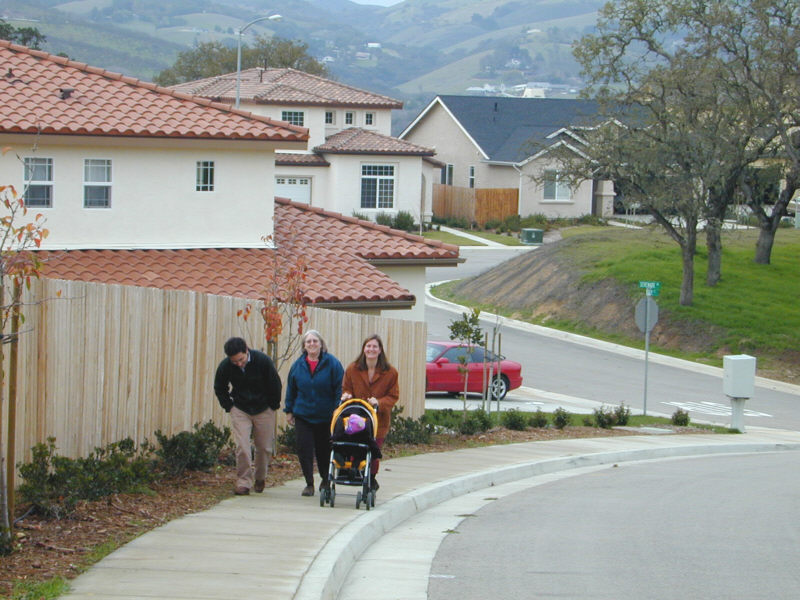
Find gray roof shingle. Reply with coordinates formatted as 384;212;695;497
435;95;601;163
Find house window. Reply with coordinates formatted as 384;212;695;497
325;111;335;124
196;161;214;191
22;157;53;208
543;169;571;201
360;164;394;209
365;112;375;126
84;159;112;208
345;111;354;125
469;165;475;189
441;163;454;186
281;111;305;126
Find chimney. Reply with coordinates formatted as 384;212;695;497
59;87;75;99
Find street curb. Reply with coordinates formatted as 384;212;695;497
293;438;800;600
424;283;800;396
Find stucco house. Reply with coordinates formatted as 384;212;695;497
399;95;616;219
0;41;459;321
170;68;443;224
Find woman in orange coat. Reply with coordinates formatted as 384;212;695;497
340;334;398;490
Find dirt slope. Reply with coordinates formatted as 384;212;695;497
450;237;749;360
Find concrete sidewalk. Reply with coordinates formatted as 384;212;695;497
61;428;800;600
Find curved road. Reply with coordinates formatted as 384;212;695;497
426;248;800;431
429;452;800;600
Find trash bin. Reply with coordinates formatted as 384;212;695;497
520;228;543;245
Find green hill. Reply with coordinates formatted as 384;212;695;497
4;0;602;96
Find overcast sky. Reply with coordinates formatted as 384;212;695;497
349;0;404;5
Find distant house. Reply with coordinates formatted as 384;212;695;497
399;95;615;219
0;41;459;320
171;68;441;224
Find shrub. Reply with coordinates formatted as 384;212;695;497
614;402;631;426
375;212;394;227
501;409;528;431
671;408;691;426
393;210;416;232
529;409;548;428
421;408;461;431
277;424;297;453
593;405;617;429
502;214;521;232
385;405;434;445
18;437;154;518
154;420;232;476
576;214;606;226
484;219;502;230
520;213;548;228
352;210;370;221
459;409;492;435
552;407;571;430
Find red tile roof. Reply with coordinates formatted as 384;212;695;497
170;68;403;109
39;247;413;306
275;198;460;262
40;200;460;307
0;41;308;142
275;153;330;167
314;128;435;156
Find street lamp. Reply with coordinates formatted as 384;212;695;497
235;14;282;109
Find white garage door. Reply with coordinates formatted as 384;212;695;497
275;176;311;204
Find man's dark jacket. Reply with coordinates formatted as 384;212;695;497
214;349;282;414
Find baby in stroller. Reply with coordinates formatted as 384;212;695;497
320;398;382;509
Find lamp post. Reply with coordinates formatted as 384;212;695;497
235;14;282;109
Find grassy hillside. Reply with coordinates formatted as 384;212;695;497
434;225;800;383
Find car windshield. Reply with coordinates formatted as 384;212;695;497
426;343;446;362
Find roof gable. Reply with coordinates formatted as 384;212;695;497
0;41;308;142
314;128;435;156
170;68;403;109
411;95;601;164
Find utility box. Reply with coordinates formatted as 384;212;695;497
723;354;756;398
520;228;543;245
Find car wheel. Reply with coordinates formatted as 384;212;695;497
490;375;510;400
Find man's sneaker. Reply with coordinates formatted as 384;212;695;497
234;486;250;495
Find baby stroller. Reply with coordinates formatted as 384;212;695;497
320;398;381;510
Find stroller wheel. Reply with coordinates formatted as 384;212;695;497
355;491;362;509
319;490;326;507
370;490;376;507
329;487;335;508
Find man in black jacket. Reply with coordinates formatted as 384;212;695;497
214;337;282;495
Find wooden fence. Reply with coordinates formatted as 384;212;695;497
432;184;518;227
2;278;426;483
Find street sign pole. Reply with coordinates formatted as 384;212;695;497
643;299;650;416
636;282;661;416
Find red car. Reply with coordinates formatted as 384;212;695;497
426;341;523;400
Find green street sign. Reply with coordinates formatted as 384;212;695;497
639;280;661;297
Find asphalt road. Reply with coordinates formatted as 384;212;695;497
425;247;800;431
428;451;800;600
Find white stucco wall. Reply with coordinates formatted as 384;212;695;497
295;154;425;222
402;103;492;188
242;103;392;150
519;157;595;218
377;264;427;322
1;135;298;249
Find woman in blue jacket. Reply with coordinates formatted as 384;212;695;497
285;330;344;497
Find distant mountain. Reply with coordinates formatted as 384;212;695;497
3;0;603;129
